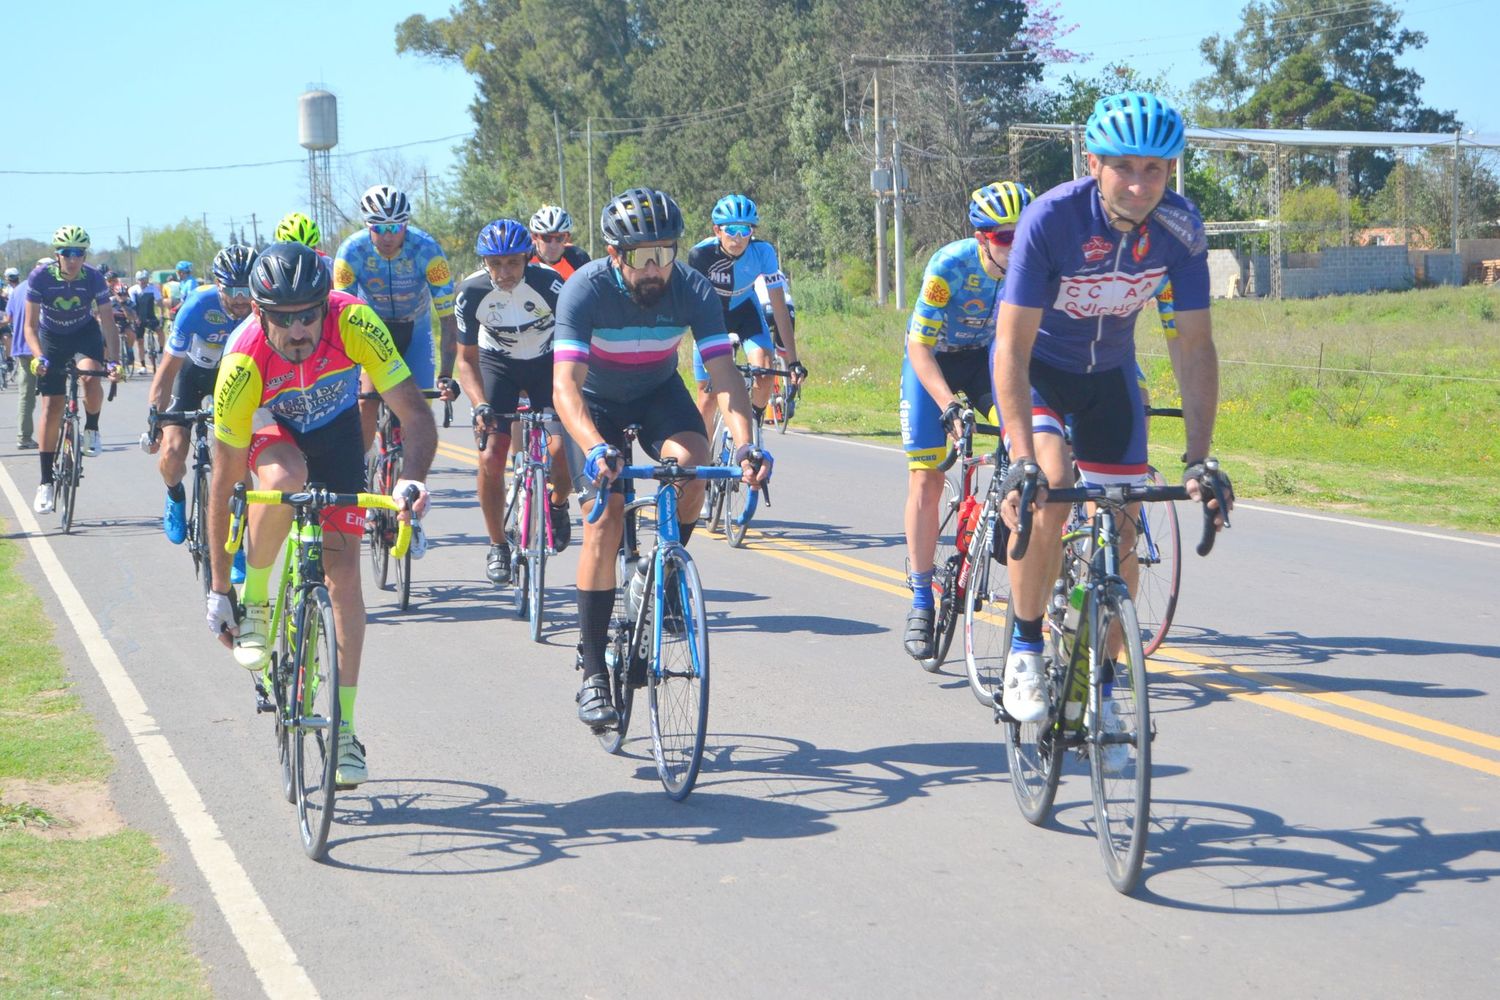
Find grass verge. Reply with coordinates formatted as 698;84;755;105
789;284;1500;534
0;523;210;998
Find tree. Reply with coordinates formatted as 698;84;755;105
1196;0;1459;196
137;220;220;275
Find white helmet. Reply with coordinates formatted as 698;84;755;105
360;184;412;225
4;267;19;279
529;205;573;234
135;269;150;280
36;257;56;267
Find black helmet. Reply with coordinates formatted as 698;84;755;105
213;244;258;286
249;241;329;307
600;187;684;248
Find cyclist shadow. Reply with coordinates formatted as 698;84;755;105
365;581;543;626
1158;625;1491;700
319;735;1002;875
1060;799;1500;913
744;519;899;554
706;608;886;637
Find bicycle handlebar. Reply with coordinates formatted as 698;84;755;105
1007;467;1226;560
585;458;758;525
357;389;444;401
1145;406;1183;418
227;483;414;558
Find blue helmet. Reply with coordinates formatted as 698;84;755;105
176;260;193;273
711;194;759;227
1084;91;1185;159
475;219;534;257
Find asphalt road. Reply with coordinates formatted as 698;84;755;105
2;374;1497;999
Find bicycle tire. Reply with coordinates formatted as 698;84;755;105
963;513;1010;708
1089;590;1151;893
191;462;211;595
916;475;960;671
1003;600;1067;825
366;451;391;590
528;466;546;642
597;576;646;755
57;419;79;534
648;548;710;800
292;587;340;861
273;573;296;805
1134;468;1182;656
723;480;752;547
512;482;531;619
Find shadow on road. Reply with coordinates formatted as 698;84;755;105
320;734;1003;875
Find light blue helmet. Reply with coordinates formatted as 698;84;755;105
176;260;193;273
475;219;534;257
1084;91;1186;160
711;194;759;227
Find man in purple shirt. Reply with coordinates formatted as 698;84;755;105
7;265;38;448
23;226;123;514
991;92;1232;726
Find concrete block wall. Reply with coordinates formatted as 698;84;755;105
1206;249;1246;297
1246;246;1415;298
1423;253;1464;286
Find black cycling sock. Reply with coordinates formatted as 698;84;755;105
167;481;186;503
84;411;99;431
752;405;765;424
678;519;695;546
576;588;615;680
1015;615;1044;644
40;452;54;484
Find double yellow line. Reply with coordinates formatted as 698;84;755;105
432;435;1500;779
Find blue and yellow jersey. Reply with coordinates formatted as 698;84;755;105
213;291;409;448
906;238;1004;353
332;225;456;324
166;286;241;369
1154;277;1178;339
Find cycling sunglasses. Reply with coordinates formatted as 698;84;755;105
369;223;406;235
980;229;1017;247
534;232;568;243
222;286;252;300
720;224;753;238
259;303;326;328
620;244;678;269
57;248;87;259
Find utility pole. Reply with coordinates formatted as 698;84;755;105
421;168;431;216
1452;128;1462;258
586;117;595;256
873;70;887;305
126;218;134;275
554;109;568;210
893;138;906;310
250;213;260;247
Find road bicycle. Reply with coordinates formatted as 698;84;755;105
586;453;755;800
702;363;780;548
149;405;215;594
1134;407;1184;655
916;403;1004;673
0;353;14;391
45;360;116;534
494;404;558;642
229;482;413;861
360;388;442;611
764;368;800;433
1000;462;1228;893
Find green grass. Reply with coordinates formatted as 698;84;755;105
791;284;1500;533
0;526;210;998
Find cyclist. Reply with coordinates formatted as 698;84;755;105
528;205;590;281
274;210;335;278
686;194;806;436
7;264;39;449
554;187;770;728
0;269;14;375
22;227;124;513
129;270;164;373
105;272;138;371
454;219;573;584
205;241;438;787
333;183;461;456
993;91;1232;724
145;244;256;545
900;180;1033;661
170;260;200;320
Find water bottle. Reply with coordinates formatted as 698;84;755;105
1063;582;1085;632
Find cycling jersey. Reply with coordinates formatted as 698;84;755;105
213;291;409;449
174;276;201;306
129;283;162;325
1154;278;1177;339
687;236;784;314
1002;177;1209;373
332;226;457;323
754;270;795;333
907;238;1003;353
166;286;243;369
553;258;730;402
531;244;590;282
454;264;563;360
25;262;109;335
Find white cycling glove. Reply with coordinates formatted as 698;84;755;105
206;591;237;638
392;478;429;518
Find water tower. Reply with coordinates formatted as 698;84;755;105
298;89;339;243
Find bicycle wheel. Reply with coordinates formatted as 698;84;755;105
647;548;710;800
191;463;211;595
1133;469;1181;656
1003;601;1067;825
512;482;531;619
597;592;644;755
366;452;391;590
963;512;1010;707
292;587;340;860
56;420;79;534
394;526;412;611
527;467;547;642
916;475;960;672
273;574;296;805
723;479;756;548
1089;590;1151;893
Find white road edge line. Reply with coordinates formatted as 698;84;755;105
794;430;1499;549
0;462;318;1000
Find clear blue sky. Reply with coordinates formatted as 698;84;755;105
5;0;1490;248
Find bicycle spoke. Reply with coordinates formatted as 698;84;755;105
648;551;709;800
293;589;340;860
1089;594;1151;893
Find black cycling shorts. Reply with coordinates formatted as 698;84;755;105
573;373;705;494
479;350;554;418
167;362;218;413
37;318;106;396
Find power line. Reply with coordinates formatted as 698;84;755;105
0;132;470;178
